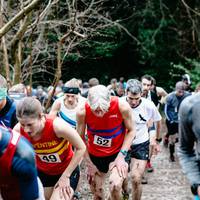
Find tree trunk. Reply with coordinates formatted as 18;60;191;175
13;44;22;84
44;41;62;113
0;0;10;85
0;0;42;38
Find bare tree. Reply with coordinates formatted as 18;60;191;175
0;0;10;84
0;0;136;90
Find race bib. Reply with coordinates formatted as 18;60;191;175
38;153;61;163
93;135;112;147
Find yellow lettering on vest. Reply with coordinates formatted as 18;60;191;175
34;140;58;149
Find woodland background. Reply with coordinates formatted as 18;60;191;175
0;0;200;91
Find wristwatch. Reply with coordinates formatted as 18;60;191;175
119;149;128;157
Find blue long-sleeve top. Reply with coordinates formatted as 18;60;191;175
164;91;190;123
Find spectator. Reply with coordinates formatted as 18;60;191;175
82;77;99;98
8;83;27;103
81;82;89;97
107;78;118;96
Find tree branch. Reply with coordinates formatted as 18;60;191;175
0;0;42;38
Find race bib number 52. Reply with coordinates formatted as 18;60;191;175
93;135;112;147
38;153;61;163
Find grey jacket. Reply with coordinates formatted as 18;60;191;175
177;93;200;185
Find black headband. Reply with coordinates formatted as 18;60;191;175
63;87;80;94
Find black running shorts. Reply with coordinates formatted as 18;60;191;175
38;166;80;191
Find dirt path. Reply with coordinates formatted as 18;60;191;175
78;142;193;200
141;143;192;200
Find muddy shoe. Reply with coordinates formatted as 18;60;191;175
72;192;81;200
146;161;154;173
169;155;175;162
163;136;169;147
122;191;129;200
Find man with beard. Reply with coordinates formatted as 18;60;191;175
140;75;162;175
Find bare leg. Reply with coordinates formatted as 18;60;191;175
108;166;127;200
122;177;129;194
50;186;74;200
130;158;147;200
44;187;54;200
89;172;106;200
169;134;177;161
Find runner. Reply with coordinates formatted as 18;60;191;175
76;85;135;200
0;74;18;128
49;78;86;129
141;75;162;175
0;125;45;200
164;81;190;161
178;93;200;200
122;79;161;200
49;78;86;199
14;97;86;200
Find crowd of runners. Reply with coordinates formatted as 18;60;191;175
0;73;200;200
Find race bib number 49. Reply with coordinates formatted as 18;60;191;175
93;135;112;147
38;153;61;163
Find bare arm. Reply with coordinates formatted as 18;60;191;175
118;99;135;152
53;117;86;177
49;100;61;117
156;86;168;105
76;105;101;181
156;120;161;140
76;106;92;162
156;86;168;97
76;105;86;139
109;99;135;178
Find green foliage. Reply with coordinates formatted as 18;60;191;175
47;32;58;42
84;41;119;58
64;53;80;62
4;0;200;87
171;58;200;89
78;26;121;59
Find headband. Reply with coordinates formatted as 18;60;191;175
63;87;80;94
0;88;7;100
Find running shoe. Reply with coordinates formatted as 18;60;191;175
146;161;154;173
141;176;148;184
163;136;169;147
169;155;175;162
122;191;129;200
